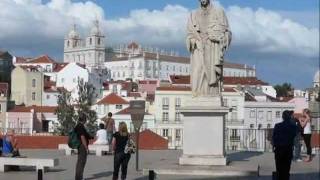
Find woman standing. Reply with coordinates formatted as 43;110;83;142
112;122;131;180
300;109;312;162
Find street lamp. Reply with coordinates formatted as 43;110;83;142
129;100;145;171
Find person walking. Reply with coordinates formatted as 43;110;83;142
300;108;312;162
74;114;92;180
104;112;115;152
112;122;131;180
272;110;297;180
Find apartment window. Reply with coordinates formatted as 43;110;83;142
175;112;181;122
0;104;2;112
98;38;101;45
166;65;169;70
46;95;50;99
276;111;281;118
173;66;175;71
175;98;181;108
267;124;271;129
162;129;169;137
32;92;36;100
116;105;122;109
175;129;181;140
32;79;36;87
117;72;120;77
250;124;254;128
179;66;182;72
61;78;65;83
46;65;50;71
258;111;263;119
267;111;272;121
122;71;125;77
250;110;255;118
258;124;262;129
162;112;169;122
162;97;169;110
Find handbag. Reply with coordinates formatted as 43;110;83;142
124;137;136;154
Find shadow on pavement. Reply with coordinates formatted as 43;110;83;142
86;171;113;180
228;151;263;162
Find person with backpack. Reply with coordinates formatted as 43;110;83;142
74;114;92;180
112;122;133;180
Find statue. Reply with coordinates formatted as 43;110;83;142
186;0;232;97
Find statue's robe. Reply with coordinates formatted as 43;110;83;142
186;5;231;97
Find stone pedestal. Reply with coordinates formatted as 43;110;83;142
179;96;229;166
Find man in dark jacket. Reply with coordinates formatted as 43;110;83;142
272;110;297;180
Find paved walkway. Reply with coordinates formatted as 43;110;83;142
0;150;318;180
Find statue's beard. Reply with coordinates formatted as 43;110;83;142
201;3;210;8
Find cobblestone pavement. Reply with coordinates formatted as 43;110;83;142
0;150;318;180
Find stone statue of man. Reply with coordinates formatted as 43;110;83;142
187;0;232;97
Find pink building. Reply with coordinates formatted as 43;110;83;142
6;105;57;134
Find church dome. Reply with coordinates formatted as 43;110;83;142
90;26;101;36
68;25;80;39
90;19;102;36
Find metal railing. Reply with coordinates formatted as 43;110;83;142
225;128;274;152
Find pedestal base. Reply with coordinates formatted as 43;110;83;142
179;96;229;166
179;154;228;166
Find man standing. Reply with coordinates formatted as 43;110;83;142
104;112;115;151
186;0;232;97
75;114;92;180
272;110;297;180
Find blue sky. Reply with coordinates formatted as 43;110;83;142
0;0;319;89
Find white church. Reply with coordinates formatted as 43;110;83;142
63;20;105;68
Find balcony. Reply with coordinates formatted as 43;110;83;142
162;105;169;110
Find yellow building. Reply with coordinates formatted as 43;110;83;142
11;66;43;106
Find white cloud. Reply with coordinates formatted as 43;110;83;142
0;0;318;59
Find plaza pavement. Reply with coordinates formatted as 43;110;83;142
0;149;318;180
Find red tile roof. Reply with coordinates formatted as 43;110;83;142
27;55;56;64
169;75;190;84
0;82;8;96
223;87;237;92
9;105;57;113
131;130;168;150
96;93;129;105
156;86;191;91
224;77;269;85
53;63;68;72
168;75;268;86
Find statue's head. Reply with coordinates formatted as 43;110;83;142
199;0;210;7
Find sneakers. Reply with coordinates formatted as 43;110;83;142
296;158;303;162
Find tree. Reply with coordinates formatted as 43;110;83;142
55;89;76;136
76;79;98;135
274;83;294;97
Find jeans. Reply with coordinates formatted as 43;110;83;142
113;152;131;180
107;131;113;145
293;135;301;160
75;144;87;180
274;146;293;180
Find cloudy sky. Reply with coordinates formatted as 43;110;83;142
0;0;319;89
